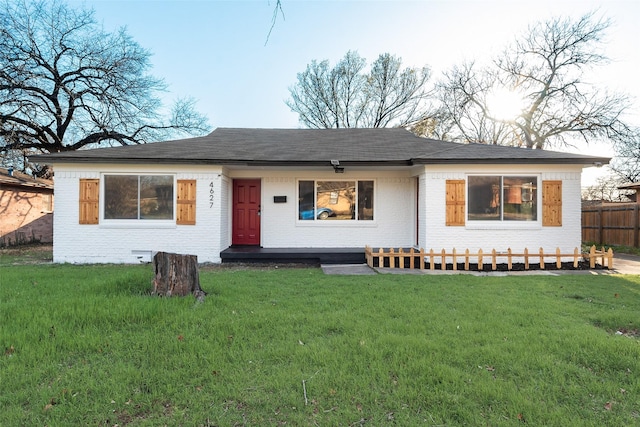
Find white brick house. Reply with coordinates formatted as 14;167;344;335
33;128;607;264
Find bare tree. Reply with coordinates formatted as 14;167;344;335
421;12;631;149
610;127;640;183
582;174;633;202
265;0;284;45
0;0;210;175
414;61;521;145
286;51;431;129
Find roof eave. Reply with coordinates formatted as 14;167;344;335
30;156;245;165
30;156;415;167
31;155;610;167
412;157;610;166
0;180;54;190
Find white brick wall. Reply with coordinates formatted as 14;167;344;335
219;175;231;251
52;162;587;264
420;164;585;261
417;174;428;249
227;170;416;248
53;164;224;264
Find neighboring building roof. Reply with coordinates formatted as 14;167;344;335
617;182;640;191
0;167;53;190
31;127;610;167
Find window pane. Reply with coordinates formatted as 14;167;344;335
318;181;355;220
140;176;174;219
358;181;374;220
104;175;138;219
468;176;501;221
503;176;537;221
298;181;315;220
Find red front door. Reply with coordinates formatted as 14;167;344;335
232;179;261;245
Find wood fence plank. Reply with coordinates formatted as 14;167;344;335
464;249;470;271
582;204;640;247
452;248;457;271
364;246;613;272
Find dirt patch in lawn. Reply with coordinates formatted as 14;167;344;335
613;327;640;339
0;243;53;265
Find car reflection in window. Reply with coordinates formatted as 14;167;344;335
299;205;335;220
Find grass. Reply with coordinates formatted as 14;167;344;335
1;262;640;426
0;243;53;265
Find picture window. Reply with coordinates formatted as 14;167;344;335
467;176;538;222
104;175;174;220
298;180;374;221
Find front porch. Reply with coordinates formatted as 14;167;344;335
220;246;365;265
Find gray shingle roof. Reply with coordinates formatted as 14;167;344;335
31;127;610;166
0;167;53;189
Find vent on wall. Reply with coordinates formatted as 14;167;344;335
131;250;154;263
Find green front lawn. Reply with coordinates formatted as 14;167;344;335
1;264;639;425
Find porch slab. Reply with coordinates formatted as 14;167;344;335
220;247;365;265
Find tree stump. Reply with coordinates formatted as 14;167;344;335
152;252;206;300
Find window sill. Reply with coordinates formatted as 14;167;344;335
464;222;542;230
296;220;378;227
99;221;177;229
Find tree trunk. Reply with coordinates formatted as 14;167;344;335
152;252;205;300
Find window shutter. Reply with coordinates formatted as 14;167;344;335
446;179;465;226
79;179;99;224
542;180;562;226
177;180;196;225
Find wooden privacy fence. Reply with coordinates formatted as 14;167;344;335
582;204;640;247
365;245;614;271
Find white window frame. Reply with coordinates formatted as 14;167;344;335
465;174;542;229
296;179;376;223
100;173;177;228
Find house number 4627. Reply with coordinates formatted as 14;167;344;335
209;182;215;208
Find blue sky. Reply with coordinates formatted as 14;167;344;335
74;0;640;182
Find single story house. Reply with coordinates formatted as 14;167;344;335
0;166;54;246
33;128;608;264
